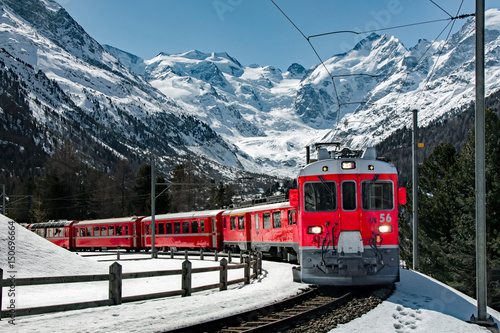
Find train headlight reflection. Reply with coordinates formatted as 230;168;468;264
308;226;323;234
378;225;393;233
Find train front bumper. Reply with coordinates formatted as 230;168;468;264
298;246;400;286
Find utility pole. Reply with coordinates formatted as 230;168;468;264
151;159;157;259
471;0;493;327
412;109;419;271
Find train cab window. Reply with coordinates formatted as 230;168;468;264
101;226;107;236
230;216;236;230
182;221;190;233
158;223;165;234
146;224;150;235
174;222;181;234
116;225;123;236
94;226;99;236
288;209;297;225
263;213;271;229
65;228;68;237
238;216;245;230
342;181;357;211
191;221;199;233
255;214;259;229
108;226;114;236
304;181;337;212
166;223;173;234
272;211;281;228
362;180;394;211
201;220;206;233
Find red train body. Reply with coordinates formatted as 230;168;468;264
27;146;405;286
141;210;224;251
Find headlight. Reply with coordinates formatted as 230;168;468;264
308;226;323;234
378;225;393;233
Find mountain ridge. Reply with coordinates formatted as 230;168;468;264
1;0;500;181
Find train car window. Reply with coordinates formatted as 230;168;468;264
304;181;337;212
183;221;190;233
342;181;357;211
238;216;245;230
255;214;259;229
273;211;282;228
166;223;173;234
116;225;123;236
124;225;129;235
146;223;150;235
263;213;271;229
230;216;236;230
288;209;297;225
94;226;99;236
108;226;114;236
362;181;394;211
201;220;206;233
87;227;92;236
81;228;86;237
158;223;164;234
101;226;107;236
191;220;199;233
65;228;68;237
174;222;181;234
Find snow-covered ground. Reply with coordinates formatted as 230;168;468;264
1;214;499;332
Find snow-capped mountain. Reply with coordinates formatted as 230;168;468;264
1;0;500;180
108;10;500;176
0;0;249;179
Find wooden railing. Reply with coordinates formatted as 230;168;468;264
0;252;262;319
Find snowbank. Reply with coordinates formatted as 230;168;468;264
0;214;107;278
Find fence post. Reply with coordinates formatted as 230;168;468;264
184;249;189;261
220;258;228;291
182;260;192;297
117;246;120;261
0;268;3;320
244;256;250;285
252;253;257;278
200;249;204;261
257;252;262;275
228;250;232;263
240;252;243;264
215;250;218;262
109;262;122;305
170;248;174;259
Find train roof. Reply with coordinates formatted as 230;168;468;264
75;216;142;226
222;201;291;215
142;210;224;222
299;147;397;177
29;220;75;228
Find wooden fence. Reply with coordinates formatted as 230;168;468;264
0;252;262;319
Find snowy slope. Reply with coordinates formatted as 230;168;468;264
0;0;249;176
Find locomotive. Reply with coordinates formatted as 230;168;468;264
290;144;406;285
27;144;405;286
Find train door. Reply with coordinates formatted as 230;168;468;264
337;176;364;254
339;177;360;230
132;223;138;248
211;217;217;248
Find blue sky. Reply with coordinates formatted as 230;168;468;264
55;0;496;71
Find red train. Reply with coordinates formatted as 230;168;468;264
28;145;406;286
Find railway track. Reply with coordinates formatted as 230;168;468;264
165;285;393;333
